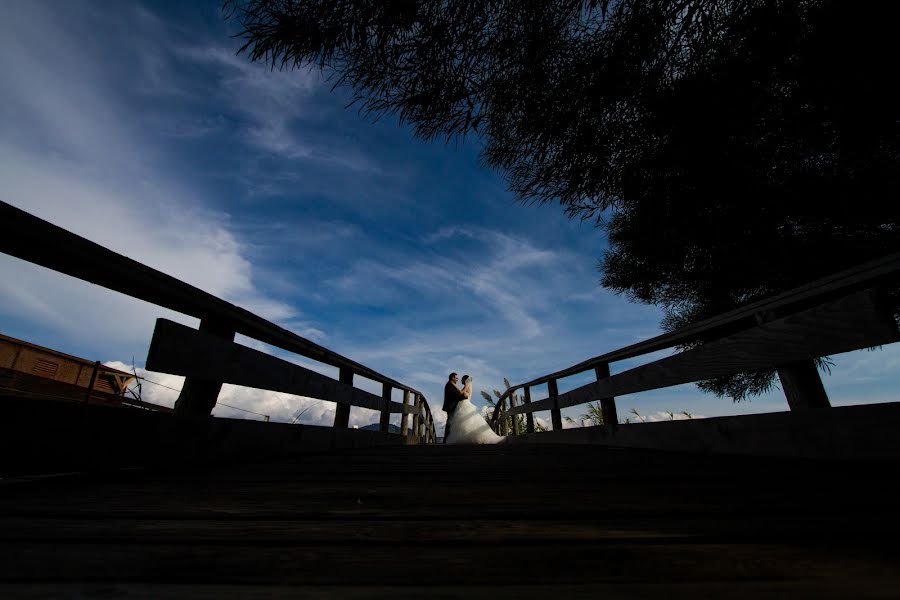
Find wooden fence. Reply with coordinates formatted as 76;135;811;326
491;252;900;435
0;200;436;444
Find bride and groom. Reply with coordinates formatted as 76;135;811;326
442;372;504;444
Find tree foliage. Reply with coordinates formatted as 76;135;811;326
480;378;545;434
228;0;900;400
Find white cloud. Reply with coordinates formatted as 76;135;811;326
171;43;382;175
329;225;577;338
0;2;296;358
106;360;344;427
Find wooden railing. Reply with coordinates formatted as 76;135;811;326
0;200;437;444
491;252;900;434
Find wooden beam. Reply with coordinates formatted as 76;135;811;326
418;398;425;443
332;368;353;429
174;318;234;417
507;396;553;417
549;379;562;431
412;396;421;444
594;363;618;426
84;361;100;404
523;386;535;433
421;401;428;443
510;391;520;436
379;383;392;432
504;289;898;417
777;359;831;410
400;390;410;443
145;319;399;414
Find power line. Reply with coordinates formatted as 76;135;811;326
137;376;181;393
137;376;270;420
215;401;270;419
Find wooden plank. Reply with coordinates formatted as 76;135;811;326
379;383;391;432
83;361;100;403
0;200;423;398
1;442;900;592
175;318;235;417
333;368;353;428
777;359;831;410
412;396;421;444
0;517;709;544
548;379;562;430
400;390;410;442
510;392;521;435
392;402;418;415
506;396;553;417
523;386;535;433
595;363;618;425
146;319;392;413
2;540;893;587
417;398;425;442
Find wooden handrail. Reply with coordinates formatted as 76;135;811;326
0;200;422;397
0;200;436;438
492;253;900;428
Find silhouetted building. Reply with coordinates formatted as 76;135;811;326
0;332;133;404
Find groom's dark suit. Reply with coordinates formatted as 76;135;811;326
442;381;466;443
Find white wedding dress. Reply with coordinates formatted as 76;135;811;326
446;382;504;445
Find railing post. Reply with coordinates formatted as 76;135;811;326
379;383;392;432
548;378;562;431
333;367;353;428
510;391;520;436
84;360;100;403
412;395;421;444
594;363;618;426
400;390;411;443
174;318;234;417
777;359;831;410
417;397;426;444
523;386;535;433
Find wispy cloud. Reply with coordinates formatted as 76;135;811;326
328;225;579;338
0;2;296;357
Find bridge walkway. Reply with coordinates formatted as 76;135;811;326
0;444;898;597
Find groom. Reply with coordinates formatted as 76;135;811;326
442;372;466;444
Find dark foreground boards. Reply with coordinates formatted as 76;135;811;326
1;444;898;598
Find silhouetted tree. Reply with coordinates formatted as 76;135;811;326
227;1;900;400
581;402;604;426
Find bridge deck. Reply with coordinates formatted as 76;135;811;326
1;444;898;598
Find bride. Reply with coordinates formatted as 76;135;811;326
445;375;504;444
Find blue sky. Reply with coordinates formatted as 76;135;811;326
1;1;897;431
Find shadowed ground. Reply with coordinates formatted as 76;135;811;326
1;444;898;598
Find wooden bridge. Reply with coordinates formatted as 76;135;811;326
1;199;899;597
